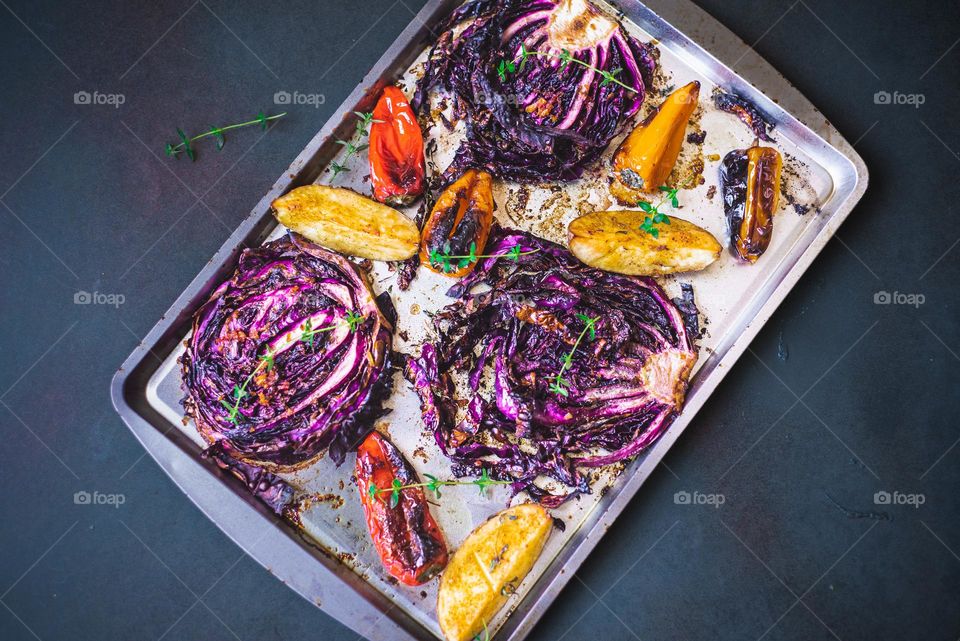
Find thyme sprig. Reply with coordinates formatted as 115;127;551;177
428;241;539;274
474;620;490;641
219;311;364;425
165;111;286;161
638;185;683;238
550;313;600;397
368;468;511;508
329;111;381;182
301;311;364;347
498;44;636;93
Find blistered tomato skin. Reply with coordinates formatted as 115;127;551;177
369;86;426;206
720;145;782;263
355;432;448;586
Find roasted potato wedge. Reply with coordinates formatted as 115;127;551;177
569;209;721;276
438;504;552;641
272;185;419;261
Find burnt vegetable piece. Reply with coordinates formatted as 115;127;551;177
355;432;448;586
720;144;783;263
712;89;774;142
611;81;700;204
420;169;495;277
369;86;426;206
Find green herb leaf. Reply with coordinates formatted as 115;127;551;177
209;125;225;150
345;311;364;332
259;352;275;371
176;128;195;161
519;44;530;71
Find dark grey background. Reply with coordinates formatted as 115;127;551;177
1;0;957;639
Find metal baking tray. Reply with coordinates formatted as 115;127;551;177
111;1;868;639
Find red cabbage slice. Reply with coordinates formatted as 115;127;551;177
404;227;697;506
182;233;394;470
413;0;657;182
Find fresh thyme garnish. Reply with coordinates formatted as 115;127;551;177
367;468;510;508
489;544;509;571
219;312;363;425
498;44;636;93
474;619;490;641
165;111;286;161
428;241;539;274
638;185;682;238
329;111;381;182
301;311;364;347
550;313;600;397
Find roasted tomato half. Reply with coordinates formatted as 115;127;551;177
369;85;426;206
355;431;448;586
419;169;495;278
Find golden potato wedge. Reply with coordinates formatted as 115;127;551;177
568;209;721;276
272;185;419;261
438;504;552;641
